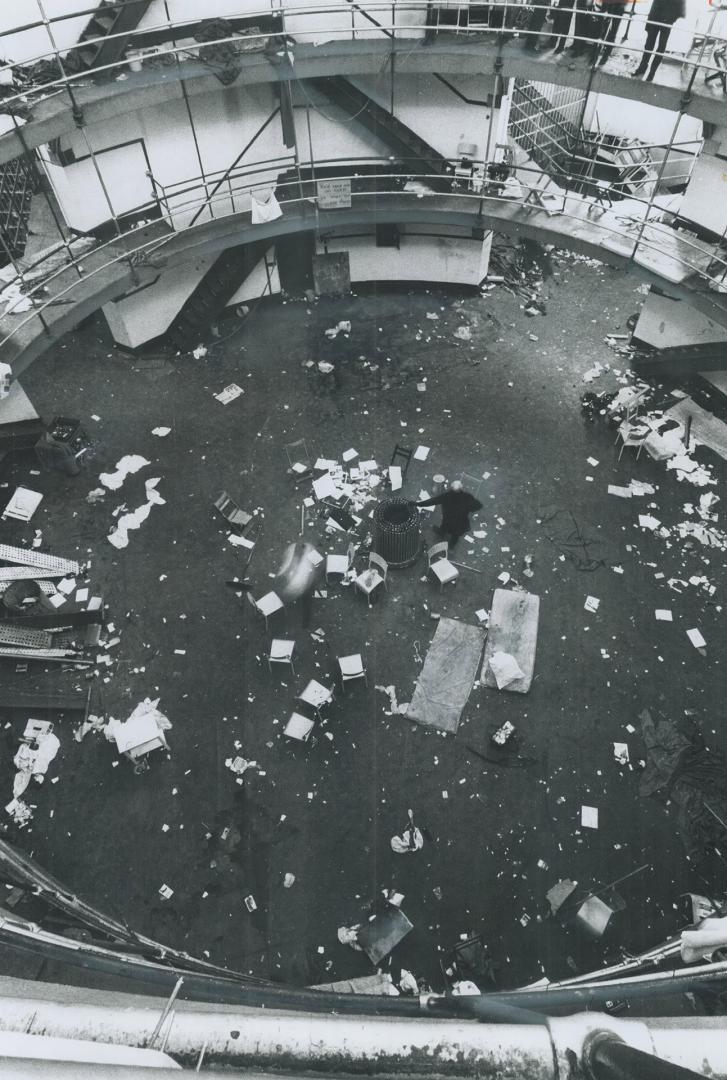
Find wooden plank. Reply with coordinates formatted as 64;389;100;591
665;396;727;462
482;589;540;694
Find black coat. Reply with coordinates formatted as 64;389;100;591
417;490;483;532
648;0;685;25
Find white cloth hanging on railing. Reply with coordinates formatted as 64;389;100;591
251;188;282;224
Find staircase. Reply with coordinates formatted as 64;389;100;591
66;0;153;73
307;76;452;191
165;240;270;348
509;81;581;177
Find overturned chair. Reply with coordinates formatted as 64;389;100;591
213;490;252;532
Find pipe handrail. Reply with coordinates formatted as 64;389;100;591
6;147;716;291
1;168;724;357
0;1;724;116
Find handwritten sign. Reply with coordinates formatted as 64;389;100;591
317;178;352;209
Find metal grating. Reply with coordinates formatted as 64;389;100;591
0;156;38;264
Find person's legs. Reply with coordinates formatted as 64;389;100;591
300;589;313;628
567;0;593;56
633;22;658;76
646;24;671;79
596;11;621;64
550;0;573;51
524;0;550;51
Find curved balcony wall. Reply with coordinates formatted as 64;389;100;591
0;2;723;368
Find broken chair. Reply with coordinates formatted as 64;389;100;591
285;439;314;483
213;491;252;532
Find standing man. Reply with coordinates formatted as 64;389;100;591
416;480;482;549
631;0;685;81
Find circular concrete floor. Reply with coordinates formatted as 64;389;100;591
3;251;726;993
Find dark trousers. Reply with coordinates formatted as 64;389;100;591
635;22;671;75
551;0;589;52
592;9;624;63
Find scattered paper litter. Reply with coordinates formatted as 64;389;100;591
214;383;244;405
413;445;430;461
686;628;706;649
655;609;673;622
151;427;171;437
584;596;600;613
613;742;630;764
100;455;150;491
487;651;525;690
108;478;165;549
608;484;632;499
581;806;599;829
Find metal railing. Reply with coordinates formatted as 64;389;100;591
0;1;724;119
0;162;725;356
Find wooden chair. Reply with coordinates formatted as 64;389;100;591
326;542;356;584
390;444;412;479
284;711;315;743
338;653;367;691
355;552;388;607
297;678;334;717
615;419;650;461
246;589;284;630
268;638;295;675
285;439;314;483
427;541;459;590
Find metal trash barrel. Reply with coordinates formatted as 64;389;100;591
373;498;421;568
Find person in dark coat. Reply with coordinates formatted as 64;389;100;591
416;481;482;548
631;0;685;80
589;0;629;66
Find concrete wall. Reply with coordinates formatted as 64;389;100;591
316;227;492;287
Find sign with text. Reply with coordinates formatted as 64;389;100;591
317;178;352;209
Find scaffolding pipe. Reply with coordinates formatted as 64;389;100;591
0;995;726;1078
586;1033;709;1080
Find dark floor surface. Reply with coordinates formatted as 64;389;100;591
1;254;726;995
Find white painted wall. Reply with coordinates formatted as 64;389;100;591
589;94;702;148
317;228;492;286
351;72;498;162
0;1;87;64
102;252;219;348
